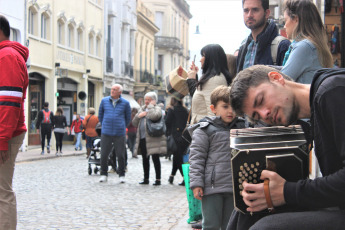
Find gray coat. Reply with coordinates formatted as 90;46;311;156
132;104;167;156
188;116;245;196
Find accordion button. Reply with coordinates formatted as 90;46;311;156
249;170;253;175
256;162;260;166
244;163;248;167
251;164;255;168
253;179;257;183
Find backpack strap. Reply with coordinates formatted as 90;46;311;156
271;35;288;65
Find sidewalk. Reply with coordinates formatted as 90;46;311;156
16;144;85;163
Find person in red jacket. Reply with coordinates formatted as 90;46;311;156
70;114;83;151
0;15;29;230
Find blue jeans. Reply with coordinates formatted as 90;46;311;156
75;132;82;150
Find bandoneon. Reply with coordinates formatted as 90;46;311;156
230;125;309;214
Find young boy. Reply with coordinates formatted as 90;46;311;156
189;85;245;230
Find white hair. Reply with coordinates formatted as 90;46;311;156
112;84;123;92
144;91;157;101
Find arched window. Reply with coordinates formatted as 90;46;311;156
77;22;84;51
28;5;39;36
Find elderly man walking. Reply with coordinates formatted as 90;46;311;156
98;84;131;183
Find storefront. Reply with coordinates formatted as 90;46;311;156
28;72;45;146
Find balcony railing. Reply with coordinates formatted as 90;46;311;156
121;61;134;78
155;36;182;50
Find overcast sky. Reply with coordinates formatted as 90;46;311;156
187;0;250;69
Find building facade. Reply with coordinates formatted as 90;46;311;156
134;0;160;104
104;0;138;108
140;0;192;104
26;0;104;145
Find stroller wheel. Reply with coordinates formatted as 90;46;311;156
88;166;92;175
94;167;99;174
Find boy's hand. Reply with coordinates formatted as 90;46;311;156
193;187;204;200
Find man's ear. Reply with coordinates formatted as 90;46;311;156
268;72;285;85
265;9;271;19
210;104;216;114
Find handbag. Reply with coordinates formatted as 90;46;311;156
146;115;166;137
167;135;177;155
165;65;189;100
181;109;192;144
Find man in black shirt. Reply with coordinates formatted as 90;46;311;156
228;65;345;229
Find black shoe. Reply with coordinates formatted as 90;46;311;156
178;180;185;186
153;180;161;186
139;179;149;185
192;223;202;229
168;176;174;184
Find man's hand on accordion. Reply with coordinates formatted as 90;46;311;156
241;170;286;212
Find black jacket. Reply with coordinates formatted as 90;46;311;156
53;115;67;129
285;68;345;209
237;20;290;73
165;105;189;146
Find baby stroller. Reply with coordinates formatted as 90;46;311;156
87;123;102;175
88;138;101;175
87;123;118;175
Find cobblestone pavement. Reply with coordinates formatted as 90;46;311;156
13;153;192;230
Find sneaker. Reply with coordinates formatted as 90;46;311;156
41;151;44;155
75;147;78;151
99;175;108;183
55;152;59;156
120;176;125;183
47;148;50;154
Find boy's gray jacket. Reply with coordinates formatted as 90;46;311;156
188;116;245;196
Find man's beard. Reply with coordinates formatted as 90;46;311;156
245;15;266;30
286;100;299;126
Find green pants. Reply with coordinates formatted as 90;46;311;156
202;193;234;230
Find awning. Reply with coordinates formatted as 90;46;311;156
122;94;140;109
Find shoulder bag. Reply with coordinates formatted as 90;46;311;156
146;115;166;137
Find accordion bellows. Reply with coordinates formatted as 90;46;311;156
165;66;189;100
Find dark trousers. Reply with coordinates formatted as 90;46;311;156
100;134;126;177
139;138;161;180
54;132;64;152
171;151;183;177
127;132;136;155
227;209;345;230
40;125;52;151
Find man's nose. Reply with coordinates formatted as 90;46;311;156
258;108;270;121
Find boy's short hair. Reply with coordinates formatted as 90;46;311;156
210;85;230;106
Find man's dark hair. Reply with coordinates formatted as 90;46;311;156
242;0;269;11
44;102;49;108
230;65;291;116
0;15;10;38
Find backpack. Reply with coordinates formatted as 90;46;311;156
271;35;288;65
42;110;51;124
